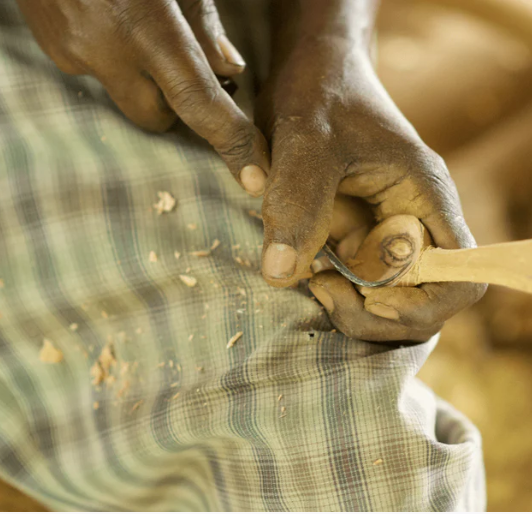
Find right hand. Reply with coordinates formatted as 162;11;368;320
17;0;269;196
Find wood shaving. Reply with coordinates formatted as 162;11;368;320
248;210;262;220
281;406;286;414
153;191;176;215
169;360;174;368
117;380;130;398
149;251;158;263
171;392;180;400
277;394;283;402
39;339;63;364
174;251;181;259
188;334;194;341
69;323;79;331
99;343;116;372
120;362;130;376
232;244;240;250
238;288;246;296
226;331;243;349
190;250;210;257
93;401;99;410
101;310;109;319
130;400;143;413
195;366;204;372
170;382;179;387
234;257;244;265
91;362;104;385
373;458;384;466
210;239;221;251
187;223;197;230
179;274;197;287
157;362;166;368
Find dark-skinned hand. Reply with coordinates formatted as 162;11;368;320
17;0;269;196
257;37;486;343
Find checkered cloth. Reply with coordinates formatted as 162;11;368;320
0;0;486;510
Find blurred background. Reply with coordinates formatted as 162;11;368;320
377;0;532;511
1;0;531;510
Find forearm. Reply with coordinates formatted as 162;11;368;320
269;0;379;67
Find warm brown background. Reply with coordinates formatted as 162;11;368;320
1;0;531;510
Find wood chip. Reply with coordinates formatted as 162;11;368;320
174;251;181;259
171;392;180;400
168;360;174;368
149;251;158;263
117;380;130;398
93;401;99;410
238;287;246;297
281;406;286;414
90;362;104;385
190;250;210;257
234;256;244;265
130;400;143;413
99;343;116;372
188;334;194;341
373;458;383;466
69;323;79;331
153;191;176;215
195;366;204;372
210;239;221;251
248;210;262;220
277;394;283;402
226;331;243;349
101;310;109;319
187;223;197;230
170;382;179;387
179;274;197;287
39;339;63;364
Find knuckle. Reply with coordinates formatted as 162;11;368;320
182;0;218;20
166;78;217;113
216;122;256;163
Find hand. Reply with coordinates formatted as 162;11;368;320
17;0;269;196
257;37;486;343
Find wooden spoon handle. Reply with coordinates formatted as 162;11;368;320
400;240;532;293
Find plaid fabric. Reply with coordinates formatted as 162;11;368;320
0;1;486;511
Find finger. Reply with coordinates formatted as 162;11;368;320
360;282;486;327
99;68;177;133
178;0;246;76
261;138;342;287
140;2;269;195
309;271;440;343
338;149;487;316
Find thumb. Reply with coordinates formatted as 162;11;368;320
261;150;342;287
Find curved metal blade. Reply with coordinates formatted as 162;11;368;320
322;244;404;288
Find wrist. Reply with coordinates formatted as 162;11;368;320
270;0;378;67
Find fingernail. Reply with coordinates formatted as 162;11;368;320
217;35;246;67
365;302;400;321
240;165;266;196
309;284;335;312
311;257;333;274
263;243;297;279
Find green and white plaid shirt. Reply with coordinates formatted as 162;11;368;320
0;0;485;510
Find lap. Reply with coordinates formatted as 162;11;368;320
0;1;485;510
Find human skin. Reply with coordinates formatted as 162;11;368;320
16;0;270;197
257;0;486;342
19;0;486;343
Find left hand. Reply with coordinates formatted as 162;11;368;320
256;37;486;343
